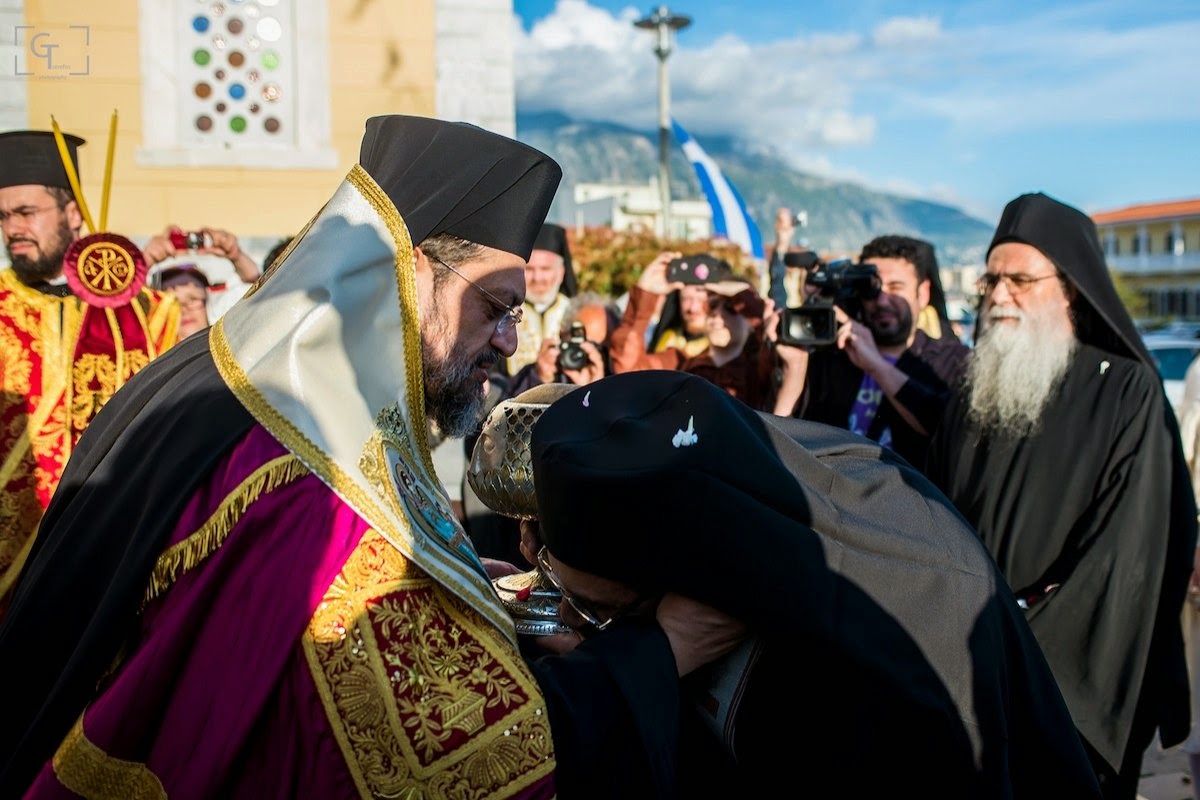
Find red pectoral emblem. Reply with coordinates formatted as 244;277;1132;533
63;233;147;308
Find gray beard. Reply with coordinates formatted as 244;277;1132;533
966;308;1077;438
420;302;496;438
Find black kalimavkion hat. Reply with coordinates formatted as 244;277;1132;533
533;222;577;297
358;115;562;261
0;130;85;190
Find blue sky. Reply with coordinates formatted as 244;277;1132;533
512;0;1199;222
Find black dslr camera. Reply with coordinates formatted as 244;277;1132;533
777;259;882;347
557;321;590;371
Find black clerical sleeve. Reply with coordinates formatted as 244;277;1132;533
526;618;680;799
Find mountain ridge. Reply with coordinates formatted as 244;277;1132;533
514;112;994;267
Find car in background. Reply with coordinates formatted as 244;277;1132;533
1139;320;1200;340
1142;335;1200;415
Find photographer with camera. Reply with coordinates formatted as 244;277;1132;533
142;224;265;325
507;291;618;395
142;224;262;285
610;251;775;409
769;235;969;471
766;206;821;312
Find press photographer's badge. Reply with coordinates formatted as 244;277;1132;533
62;232;148;308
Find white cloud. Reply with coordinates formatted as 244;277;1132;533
871;16;942;47
514;1;1199;207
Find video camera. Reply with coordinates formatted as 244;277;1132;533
777;259;882;347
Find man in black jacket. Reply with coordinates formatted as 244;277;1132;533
771;234;969;470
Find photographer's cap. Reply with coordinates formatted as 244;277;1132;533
0;129;85;190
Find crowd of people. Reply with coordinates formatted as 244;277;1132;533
0;114;1195;799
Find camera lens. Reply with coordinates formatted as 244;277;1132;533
557;342;589;372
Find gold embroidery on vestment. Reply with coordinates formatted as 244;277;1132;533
51;715;167;800
210;170;516;641
304;530;555;799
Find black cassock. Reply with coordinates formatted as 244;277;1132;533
926;192;1197;779
928;343;1196;774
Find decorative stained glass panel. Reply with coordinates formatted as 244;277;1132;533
179;0;295;146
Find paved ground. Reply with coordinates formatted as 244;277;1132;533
1139;738;1195;800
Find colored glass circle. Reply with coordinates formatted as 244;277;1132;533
229;83;246;100
246;69;260;83
230;116;248;133
264;117;281;133
249;102;260;113
228;50;245;67
193;48;211;66
215;102;227;113
211;1;226;16
256;17;282;42
212;34;226;50
196;115;213;132
194;82;213;99
191;15;210;33
262;83;280;102
228;17;244;34
261;50;279;69
214;69;226;80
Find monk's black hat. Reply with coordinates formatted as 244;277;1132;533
0;130;85;190
988;191;1150;366
358;115;561;261
533;222;577;296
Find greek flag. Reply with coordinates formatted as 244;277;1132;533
672;119;764;260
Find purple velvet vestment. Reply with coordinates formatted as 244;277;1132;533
28;425;555;799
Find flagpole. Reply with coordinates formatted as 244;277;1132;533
635;6;691;241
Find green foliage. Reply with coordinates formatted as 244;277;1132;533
1110;270;1149;320
566;225;760;298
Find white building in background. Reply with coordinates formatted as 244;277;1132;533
573;179;711;241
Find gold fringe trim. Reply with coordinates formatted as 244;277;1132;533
52;715;166;800
142;454;310;605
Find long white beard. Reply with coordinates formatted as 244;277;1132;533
966;307;1077;437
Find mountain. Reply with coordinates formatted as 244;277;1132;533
515;111;994;267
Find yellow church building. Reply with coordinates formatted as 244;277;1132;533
1;0;518;261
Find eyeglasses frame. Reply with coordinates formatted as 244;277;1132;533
537;546;642;631
427;252;524;335
976;271;1059;297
